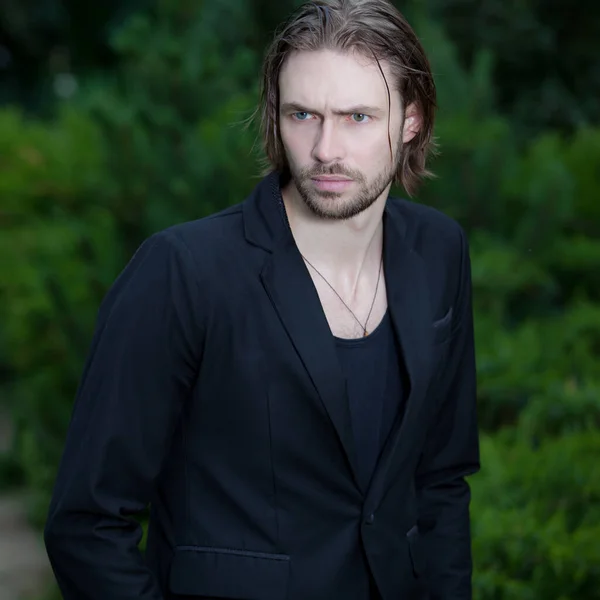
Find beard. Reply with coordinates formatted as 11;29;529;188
289;150;401;221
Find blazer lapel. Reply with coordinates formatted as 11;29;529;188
254;180;360;488
260;237;360;486
365;206;435;504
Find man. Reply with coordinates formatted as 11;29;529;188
44;0;480;598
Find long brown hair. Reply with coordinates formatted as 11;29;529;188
254;0;438;197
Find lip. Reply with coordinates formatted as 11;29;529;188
311;176;353;192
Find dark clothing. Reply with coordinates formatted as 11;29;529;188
44;172;480;600
335;310;407;493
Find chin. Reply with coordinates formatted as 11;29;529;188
305;194;375;221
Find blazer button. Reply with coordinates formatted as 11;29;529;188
365;513;375;525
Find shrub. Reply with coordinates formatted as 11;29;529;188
472;431;600;599
0;106;119;521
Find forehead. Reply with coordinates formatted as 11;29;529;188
278;49;398;113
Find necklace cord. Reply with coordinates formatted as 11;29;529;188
301;252;383;337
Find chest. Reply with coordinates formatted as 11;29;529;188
308;273;389;339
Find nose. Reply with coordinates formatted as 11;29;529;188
312;120;344;164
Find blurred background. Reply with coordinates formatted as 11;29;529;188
0;0;599;599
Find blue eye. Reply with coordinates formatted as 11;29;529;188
351;113;369;123
293;112;311;121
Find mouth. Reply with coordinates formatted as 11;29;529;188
311;175;354;192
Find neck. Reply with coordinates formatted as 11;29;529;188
281;180;388;289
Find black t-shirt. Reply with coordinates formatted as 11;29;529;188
334;310;407;492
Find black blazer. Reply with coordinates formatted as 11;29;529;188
44;172;480;600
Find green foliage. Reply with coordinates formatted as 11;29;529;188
422;0;600;135
0;3;598;599
472;431;600;598
0;452;24;491
77;0;262;244
0;106;121;523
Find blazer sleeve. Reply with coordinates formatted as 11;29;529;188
44;229;204;600
414;225;481;599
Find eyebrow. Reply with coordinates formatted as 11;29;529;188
280;102;384;117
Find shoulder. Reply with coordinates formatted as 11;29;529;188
115;203;245;292
160;203;244;255
386;196;469;271
386;197;472;311
131;203;244;273
387;196;466;248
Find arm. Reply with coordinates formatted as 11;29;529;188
415;226;480;599
44;230;203;599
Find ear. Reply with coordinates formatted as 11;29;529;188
402;102;422;144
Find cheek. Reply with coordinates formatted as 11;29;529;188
351;132;393;168
279;123;308;160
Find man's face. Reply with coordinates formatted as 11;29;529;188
278;49;405;220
